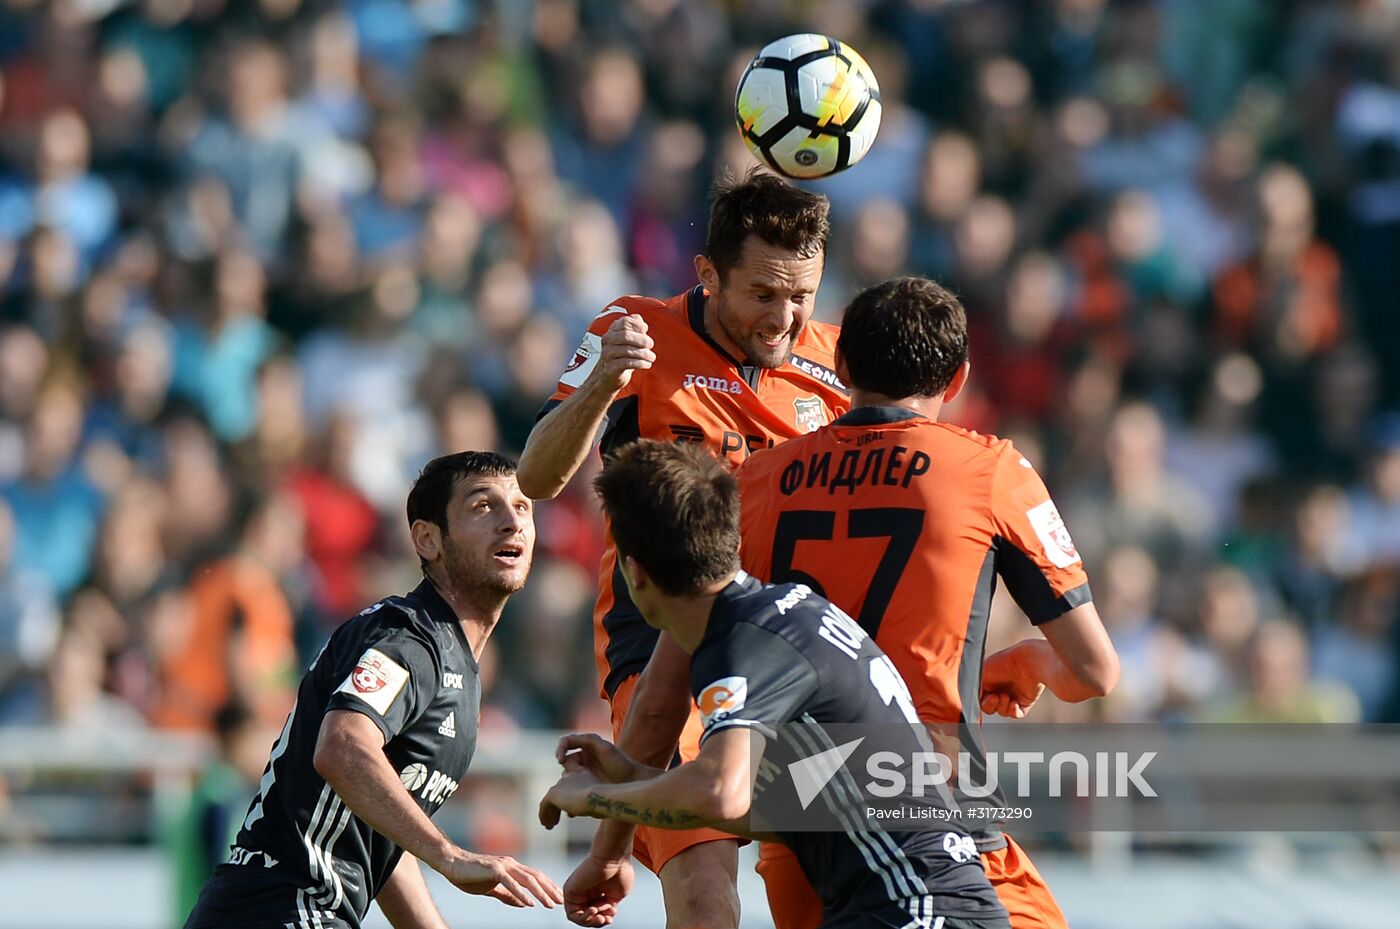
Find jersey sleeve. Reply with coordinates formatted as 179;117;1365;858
989;443;1093;625
326;612;439;742
690;623;819;743
536;302;639;422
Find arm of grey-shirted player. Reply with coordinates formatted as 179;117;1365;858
375;851;450;929
516;315;654;499
543;623;817;838
539;728;771;840
313;710;562;909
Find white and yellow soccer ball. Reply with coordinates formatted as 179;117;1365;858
735;33;882;180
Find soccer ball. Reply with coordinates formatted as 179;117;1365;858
735;34;882;180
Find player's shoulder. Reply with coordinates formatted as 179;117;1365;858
795;319;841;357
724;577;830;637
917;420;1020;461
335;595;438;653
595;292;686;325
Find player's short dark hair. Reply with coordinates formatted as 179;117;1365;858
407;451;517;531
705;168;830;280
594;440;741;596
837;276;969;399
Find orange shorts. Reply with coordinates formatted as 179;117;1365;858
757;834;1067;929
609;673;737;875
980;835;1068;929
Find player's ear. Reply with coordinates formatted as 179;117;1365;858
834;346;850;386
620;555;649;595
694;254;720;294
943;361;971;404
410;519;442;565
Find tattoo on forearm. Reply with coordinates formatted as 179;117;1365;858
586;792;701;827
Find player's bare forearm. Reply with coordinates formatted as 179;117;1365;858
544;729;770;840
316;711;562;908
616;634;694;768
313;711;459;871
995;629;1118;705
586;817;637;861
582;761;758;838
517;377;618;499
1037;602;1120;700
519;314;654;499
376;853;450;929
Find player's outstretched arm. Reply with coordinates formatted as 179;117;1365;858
540;728;761;838
982;604;1119;715
517;314;654;499
313;710;563;910
375;852;450;929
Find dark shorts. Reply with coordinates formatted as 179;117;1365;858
183;868;356;929
823;897;1013;929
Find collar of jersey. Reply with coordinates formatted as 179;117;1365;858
686;284;761;385
834;405;927;427
409;578;479;670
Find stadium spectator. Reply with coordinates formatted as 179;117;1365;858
148;492;299;733
1202;619;1360;724
1;377;104;597
0;496;59;704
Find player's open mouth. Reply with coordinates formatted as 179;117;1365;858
757;333;787;347
493;544;525;564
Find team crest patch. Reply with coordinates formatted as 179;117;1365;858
793;396;827;433
336;648;411;716
698;676;748;729
1025;500;1081;568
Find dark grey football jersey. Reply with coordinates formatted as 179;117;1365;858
185;580;481;929
689;573;1007;925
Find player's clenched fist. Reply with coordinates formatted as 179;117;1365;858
980;641;1046;719
590;315;655;392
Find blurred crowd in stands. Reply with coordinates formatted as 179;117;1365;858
0;0;1398;765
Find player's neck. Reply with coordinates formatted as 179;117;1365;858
701;293;747;364
654;574;736;653
427;575;508;660
850;390;943;421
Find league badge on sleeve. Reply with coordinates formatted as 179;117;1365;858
337;648;411;715
560;332;602;389
1026;500;1082;568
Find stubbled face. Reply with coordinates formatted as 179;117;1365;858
705;236;823;369
432;474;535;595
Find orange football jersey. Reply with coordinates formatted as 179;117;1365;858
543;286;851;698
737;406;1091;726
